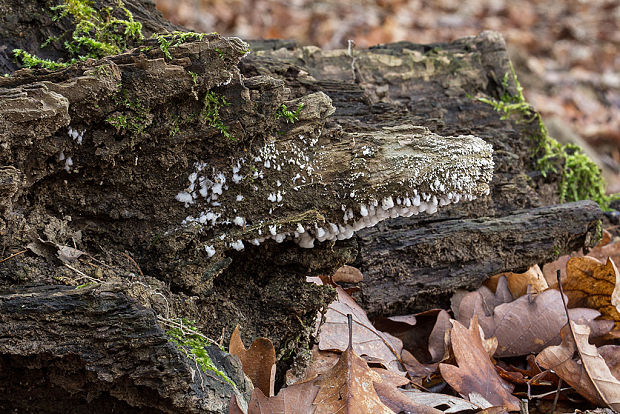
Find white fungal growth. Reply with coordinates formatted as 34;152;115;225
64;157;73;172
205;245;216;257
231;240;244;251
233;216;245;226
236;194;244;201
176;192;193;205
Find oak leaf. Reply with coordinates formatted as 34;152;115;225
536;322;620;410
439;317;521;411
229;325;276;397
564;256;620;330
319;286;404;372
485;265;548;298
456;281;610;357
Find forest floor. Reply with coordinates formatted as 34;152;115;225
155;0;620;194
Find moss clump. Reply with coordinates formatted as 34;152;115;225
165;318;236;387
14;0;143;70
202;90;234;140
12;49;72;70
477;63;618;210
151;31;207;60
106;92;151;138
275;103;304;124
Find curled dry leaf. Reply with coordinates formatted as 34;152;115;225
564;256;620;330
229;325;276;397
457;283;609;357
485;265;548;298
536;322;620;410
439;317;521;411
319;286;404;373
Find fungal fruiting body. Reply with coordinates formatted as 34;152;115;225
174;124;493;255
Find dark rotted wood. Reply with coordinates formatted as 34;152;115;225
353;200;602;316
0;283;252;414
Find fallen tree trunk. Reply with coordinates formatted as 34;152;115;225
0;0;603;411
354;200;601;316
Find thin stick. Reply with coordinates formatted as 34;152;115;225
123;252;144;277
64;263;100;283
551;378;562;413
0;249;27;264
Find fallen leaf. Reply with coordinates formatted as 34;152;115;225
332;265;364;283
242;382;319;414
401;349;438;381
399;389;481;413
536;322;620;410
439;317;521;411
457;284;608;357
373;380;443;414
312;337;394;413
287;345;339;385
485;265;548;298
373;309;450;363
229;325;276;397
564;257;620;329
319;286;404;373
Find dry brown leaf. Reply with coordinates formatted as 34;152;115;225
319;286;404;372
373;309;450;364
373;380;444;414
241;382;319;414
229;325;276;397
599;345;620;379
439;317;521;411
288;345;340;385
399;389;481;413
565;256;620;330
457;284;607;357
312;342;393;414
536;322;620;410
485;265;548;298
401;349;438;381
332;265;364;283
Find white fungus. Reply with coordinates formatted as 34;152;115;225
205;245;216;257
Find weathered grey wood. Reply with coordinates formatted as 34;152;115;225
353;200;602;316
0;283;252;414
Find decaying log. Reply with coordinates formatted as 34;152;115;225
354;200;602;316
0;283;252;413
0;0;604;411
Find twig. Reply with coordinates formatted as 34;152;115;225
63;263;100;283
0;249;27;264
156;315;220;345
123;252;144;277
552;378;562;413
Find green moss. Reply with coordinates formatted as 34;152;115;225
12;49;71;70
187;70;198;86
202;90;234;140
275;103;304;124
106;114;128;129
14;0;143;70
477;63;618;210
151;31;207;60
107;92;151;138
166;318;236;387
